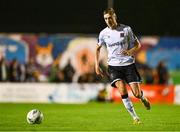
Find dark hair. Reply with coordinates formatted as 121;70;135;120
103;8;116;15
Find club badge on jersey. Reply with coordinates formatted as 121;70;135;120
120;32;124;37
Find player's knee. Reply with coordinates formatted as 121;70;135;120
117;86;127;95
133;92;141;99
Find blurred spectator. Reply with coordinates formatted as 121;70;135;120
49;63;65;82
144;67;154;84
9;59;21;82
156;61;169;84
25;58;38;82
78;73;96;83
63;59;75;82
136;61;154;84
77;73;88;83
0;58;9;81
97;88;108;102
19;63;26;82
56;69;65;82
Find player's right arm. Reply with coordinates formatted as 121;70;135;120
95;44;104;77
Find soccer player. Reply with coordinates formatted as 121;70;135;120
95;8;150;124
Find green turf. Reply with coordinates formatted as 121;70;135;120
0;102;180;131
170;70;180;84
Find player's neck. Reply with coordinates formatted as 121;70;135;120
109;23;118;30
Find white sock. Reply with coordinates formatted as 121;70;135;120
140;96;146;102
140;91;146;102
122;97;139;120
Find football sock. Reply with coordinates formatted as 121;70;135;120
121;94;139;120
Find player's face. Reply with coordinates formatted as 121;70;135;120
104;13;117;29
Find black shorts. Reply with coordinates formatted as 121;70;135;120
108;63;142;87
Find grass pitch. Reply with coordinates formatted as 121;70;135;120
170;70;180;84
0;102;180;131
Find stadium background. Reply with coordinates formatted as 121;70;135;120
0;0;180;131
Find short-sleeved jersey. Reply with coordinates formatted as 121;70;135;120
98;24;138;66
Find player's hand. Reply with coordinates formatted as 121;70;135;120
95;66;104;77
121;50;131;56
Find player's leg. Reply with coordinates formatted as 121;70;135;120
125;63;151;110
108;65;141;124
115;80;140;122
129;83;150;110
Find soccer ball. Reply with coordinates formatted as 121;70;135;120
26;109;44;124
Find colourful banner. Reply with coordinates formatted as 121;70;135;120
111;84;175;104
0;83;104;103
0;36;28;64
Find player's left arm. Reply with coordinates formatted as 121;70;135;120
127;38;141;55
122;38;141;56
122;26;141;56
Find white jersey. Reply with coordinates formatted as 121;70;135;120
98;24;138;66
